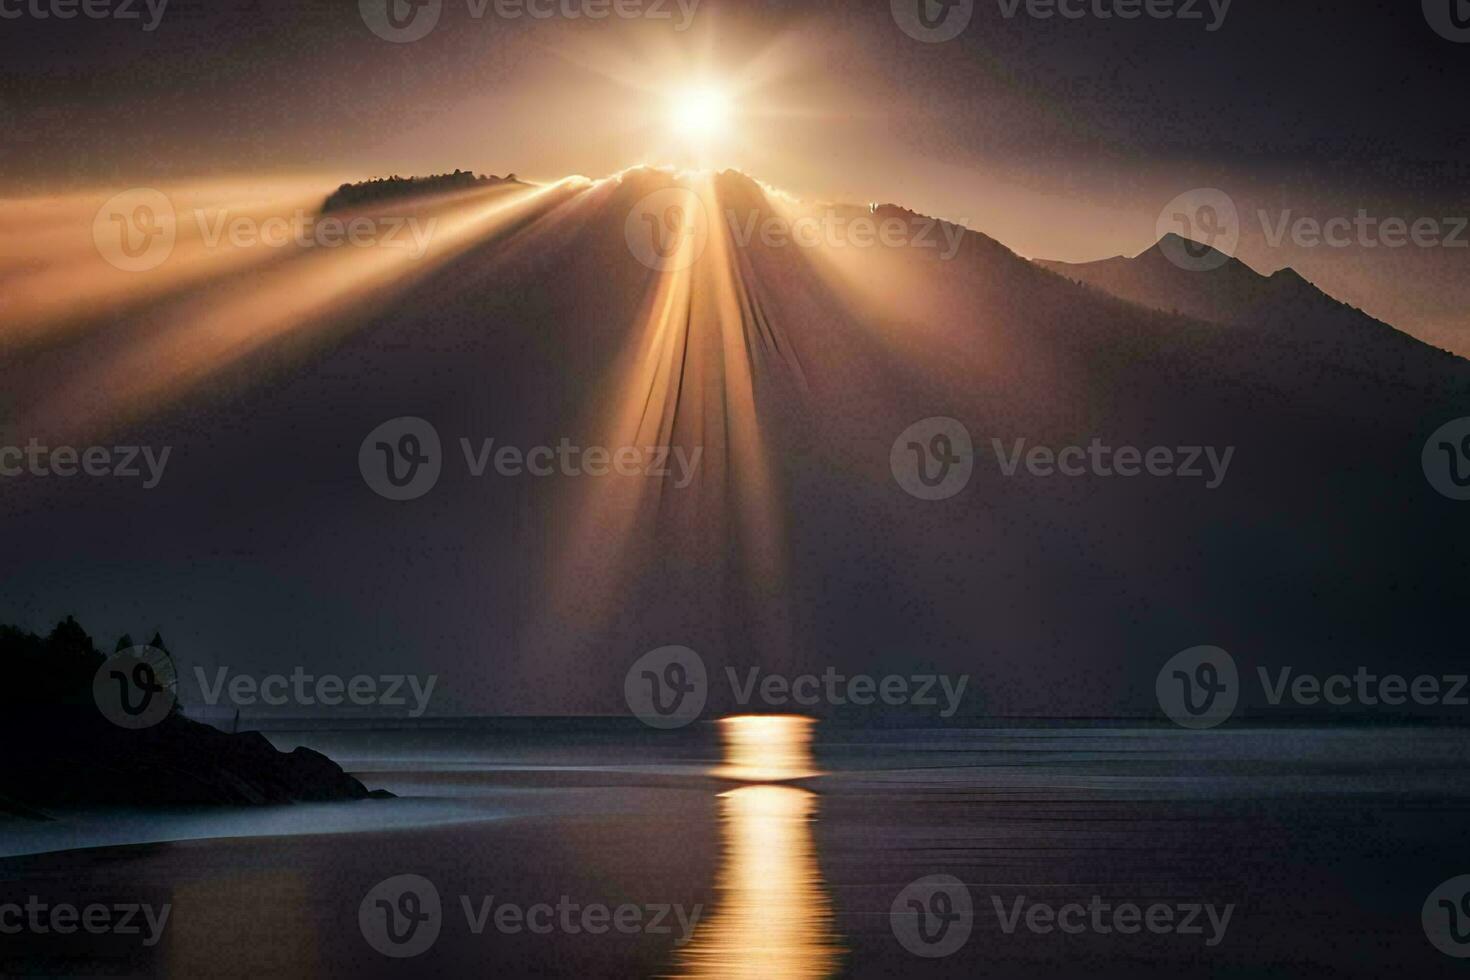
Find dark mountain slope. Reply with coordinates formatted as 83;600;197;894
2;169;1467;719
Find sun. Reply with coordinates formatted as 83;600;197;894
668;85;733;142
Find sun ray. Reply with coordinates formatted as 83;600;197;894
5;181;580;444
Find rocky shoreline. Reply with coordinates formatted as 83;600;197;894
1;619;392;813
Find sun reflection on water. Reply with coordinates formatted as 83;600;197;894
711;714;820;783
676;716;842;979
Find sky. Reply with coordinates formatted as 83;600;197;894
2;0;1469;718
1;0;1467;349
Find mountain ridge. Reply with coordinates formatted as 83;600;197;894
3;168;1468;718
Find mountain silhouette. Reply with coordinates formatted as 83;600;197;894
1036;234;1466;390
322;169;524;213
3;168;1467;719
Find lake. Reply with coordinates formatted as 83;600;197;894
2;718;1468;977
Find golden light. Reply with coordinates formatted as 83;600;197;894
712;715;818;783
679;715;841;978
676;785;843;980
4;179;580;442
668;85;733;142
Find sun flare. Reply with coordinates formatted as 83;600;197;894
669;85;733;142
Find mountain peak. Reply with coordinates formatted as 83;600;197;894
1144;232;1235;265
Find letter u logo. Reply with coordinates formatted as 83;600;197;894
911;890;959;943
642;662;694;715
1439;891;1470;944
386;0;429;29
1451;0;1470;30
643;205;689;260
111;205;163;259
110;662;160;716
1172;661;1226;716
907;433;959;488
377;434;430;488
1439;435;1470;488
916;0;962;29
377;891;431;945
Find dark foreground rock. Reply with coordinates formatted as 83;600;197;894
1;618;393;810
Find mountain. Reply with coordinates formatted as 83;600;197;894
1035;234;1466;389
322;169;524;212
2;169;1467;720
1036;234;1281;324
